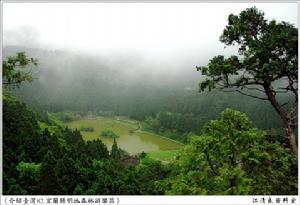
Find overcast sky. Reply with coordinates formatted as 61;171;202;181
3;3;298;63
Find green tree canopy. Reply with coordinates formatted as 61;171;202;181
196;7;298;156
163;109;297;195
111;138;121;160
3;52;38;87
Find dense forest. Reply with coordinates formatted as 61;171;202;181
3;7;298;195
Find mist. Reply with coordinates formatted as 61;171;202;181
4;3;297;71
3;2;297;127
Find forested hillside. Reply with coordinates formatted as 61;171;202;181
3;45;284;131
4;86;297;194
3;6;298;195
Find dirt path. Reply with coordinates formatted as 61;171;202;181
114;117;141;131
113;116;184;146
114;117;184;145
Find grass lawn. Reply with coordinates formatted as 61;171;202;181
146;150;180;163
64;116;183;155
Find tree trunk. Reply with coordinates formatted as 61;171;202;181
286;118;298;157
264;84;298;157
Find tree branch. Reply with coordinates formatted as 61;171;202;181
279;101;290;108
242;85;266;93
223;89;269;100
205;151;218;176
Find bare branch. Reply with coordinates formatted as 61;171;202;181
242;85;266;93
235;90;269;100
274;90;289;94
279;101;290;108
223;89;269;100
231;81;264;87
222;89;235;92
287;76;298;102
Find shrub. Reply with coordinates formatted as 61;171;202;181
80;126;94;132
100;130;119;138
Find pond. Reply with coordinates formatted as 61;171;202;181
65;117;183;154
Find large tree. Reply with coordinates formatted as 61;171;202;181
196;7;298;156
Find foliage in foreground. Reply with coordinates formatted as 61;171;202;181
3;90;297;195
160;109;297;195
3;90;166;195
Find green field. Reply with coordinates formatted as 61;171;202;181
65;117;183;156
146;150;179;163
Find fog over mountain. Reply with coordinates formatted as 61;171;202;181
4;3;297;71
3;2;297;126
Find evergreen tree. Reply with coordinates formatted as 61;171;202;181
111;138;121;160
39;151;60;194
162;109;297;195
197;7;298;156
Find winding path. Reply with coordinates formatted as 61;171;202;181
114;116;184;145
114;117;141;131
